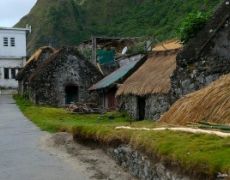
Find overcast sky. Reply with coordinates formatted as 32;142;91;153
0;0;37;27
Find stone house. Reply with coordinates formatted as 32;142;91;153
0;26;31;93
171;0;230;100
28;47;103;106
16;46;55;96
89;54;146;110
116;40;182;120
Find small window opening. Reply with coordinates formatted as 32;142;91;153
3;37;8;47
4;68;9;79
10;37;15;47
11;68;16;79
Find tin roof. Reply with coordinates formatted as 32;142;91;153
89;56;145;91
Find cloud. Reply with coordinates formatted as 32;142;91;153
0;0;37;27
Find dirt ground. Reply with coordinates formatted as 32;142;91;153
40;132;135;180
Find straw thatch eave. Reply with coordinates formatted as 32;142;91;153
160;74;230;125
28;47;101;83
116;50;179;97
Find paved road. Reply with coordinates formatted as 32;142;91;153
0;95;88;180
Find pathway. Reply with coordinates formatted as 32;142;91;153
0;95;89;180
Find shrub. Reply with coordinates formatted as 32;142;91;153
178;11;210;44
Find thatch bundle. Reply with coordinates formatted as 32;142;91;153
152;39;182;52
160;74;230;125
116;51;177;96
26;46;55;65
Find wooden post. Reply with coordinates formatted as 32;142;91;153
92;36;97;66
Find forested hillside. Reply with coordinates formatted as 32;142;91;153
16;0;222;53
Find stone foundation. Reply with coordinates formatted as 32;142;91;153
107;145;190;180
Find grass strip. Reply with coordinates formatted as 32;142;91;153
14;95;230;178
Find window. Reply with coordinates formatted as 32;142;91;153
4;68;9;79
10;37;15;47
11;68;16;79
3;37;8;47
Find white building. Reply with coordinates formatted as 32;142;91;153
0;27;31;93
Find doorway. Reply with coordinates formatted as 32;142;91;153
65;85;79;104
105;88;117;110
138;96;146;120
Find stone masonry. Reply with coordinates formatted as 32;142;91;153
28;47;103;106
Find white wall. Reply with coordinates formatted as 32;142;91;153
0;59;24;88
0;29;27;58
0;28;28;89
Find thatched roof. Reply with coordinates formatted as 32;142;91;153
116;50;179;96
152;39;182;52
26;46;55;65
16;46;55;80
29;47;102;82
160;74;230;125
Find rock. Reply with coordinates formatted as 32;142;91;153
109;145;191;180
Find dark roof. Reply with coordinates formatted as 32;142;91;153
89;55;146;91
16;46;55;81
82;36;139;44
29;47;101;82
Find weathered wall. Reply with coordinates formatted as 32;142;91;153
119;94;171;120
107;145;190;180
171;15;230;100
145;94;171;120
29;48;103;106
17;47;55;96
0;58;24;89
118;95;138;119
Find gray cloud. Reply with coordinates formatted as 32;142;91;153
0;0;37;27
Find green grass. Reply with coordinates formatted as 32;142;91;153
14;95;230;178
14;95;154;132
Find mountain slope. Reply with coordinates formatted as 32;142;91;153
16;0;222;53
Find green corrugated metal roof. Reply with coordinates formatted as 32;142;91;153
89;59;142;91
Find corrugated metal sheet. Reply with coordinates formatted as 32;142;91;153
89;58;142;91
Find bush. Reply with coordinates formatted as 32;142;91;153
178;11;210;44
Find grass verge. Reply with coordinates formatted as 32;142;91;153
14;95;230;178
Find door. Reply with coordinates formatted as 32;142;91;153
65;85;79;104
138;96;146;120
106;88;117;110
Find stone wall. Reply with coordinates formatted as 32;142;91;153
118;95;138;119
119;94;171;120
171;12;230;100
29;48;103;106
107;145;190;180
145;94;171;120
17;47;54;96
